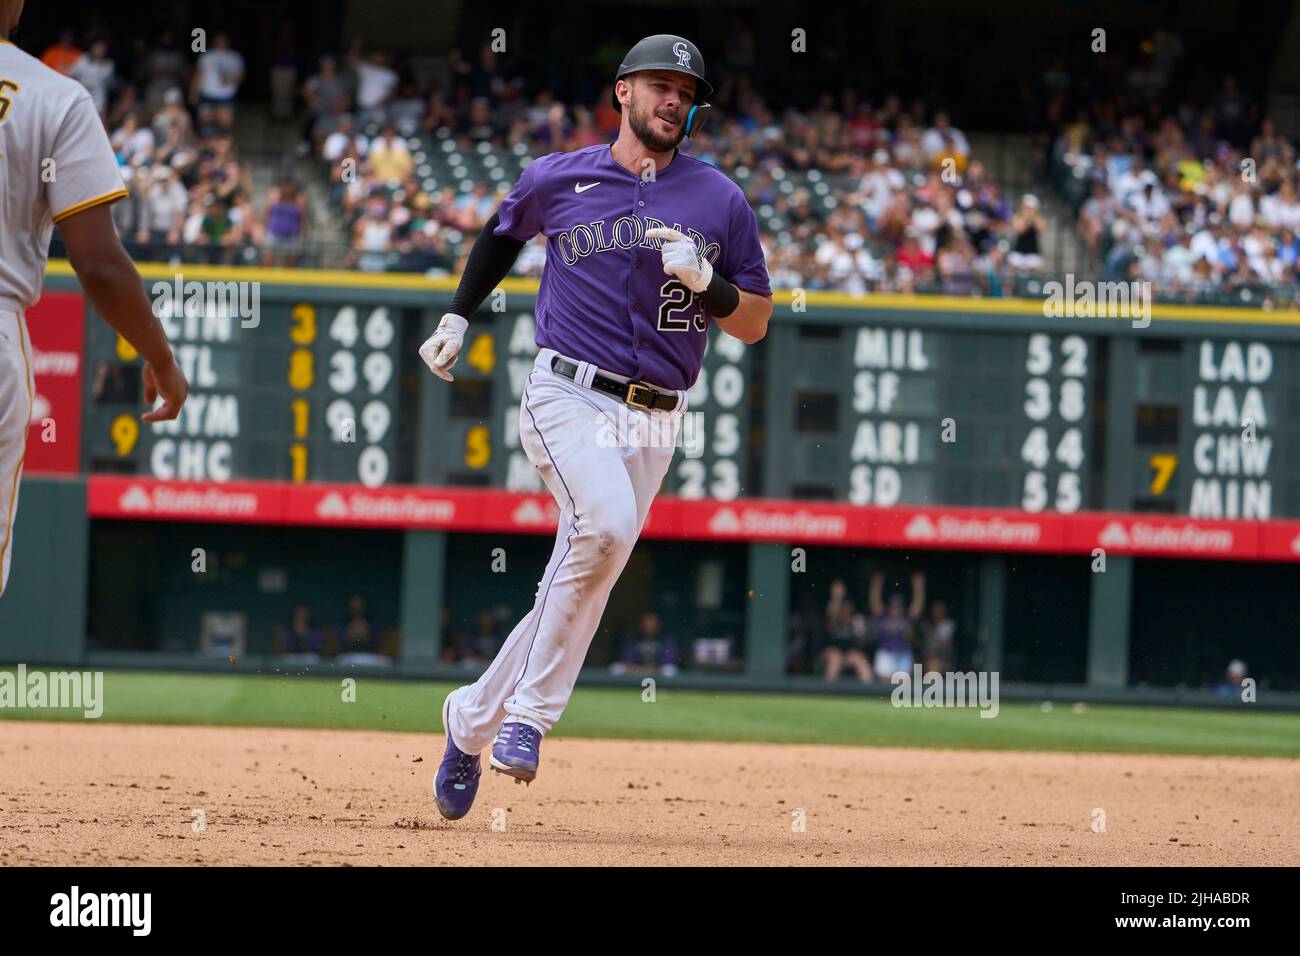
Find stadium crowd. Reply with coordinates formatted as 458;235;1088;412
39;26;1300;306
305;41;1040;293
41;29;311;268
1039;46;1300;304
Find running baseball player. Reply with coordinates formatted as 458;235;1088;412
422;34;773;820
0;2;188;597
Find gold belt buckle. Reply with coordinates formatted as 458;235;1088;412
624;382;656;410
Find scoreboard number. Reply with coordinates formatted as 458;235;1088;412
1149;453;1178;495
291;398;309;439
466;426;491;468
329;306;359;348
110;414;139;457
329;351;357;392
326;399;355;441
363;308;395;349
675;331;747;501
361;400;391;443
290;303;317;344
362;352;393;393
358;446;389;487
466;333;495;374
1021;334;1089;513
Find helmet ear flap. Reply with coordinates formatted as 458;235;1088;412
685;102;711;137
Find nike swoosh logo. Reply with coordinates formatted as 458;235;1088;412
575;182;601;193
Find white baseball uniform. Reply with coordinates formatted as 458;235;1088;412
444;347;685;753
0;39;128;594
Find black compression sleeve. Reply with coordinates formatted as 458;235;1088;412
448;211;527;317
700;270;741;317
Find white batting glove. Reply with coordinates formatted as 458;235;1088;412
645;226;712;293
419;313;469;382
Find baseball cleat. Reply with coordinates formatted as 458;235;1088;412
489;721;542;784
434;693;481;820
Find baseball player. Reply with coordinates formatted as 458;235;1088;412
422;34;772;819
0;1;188;597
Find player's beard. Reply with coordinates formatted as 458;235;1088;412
629;96;685;153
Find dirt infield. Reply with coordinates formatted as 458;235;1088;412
1;721;1295;866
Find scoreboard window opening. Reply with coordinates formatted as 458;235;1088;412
795;392;838;433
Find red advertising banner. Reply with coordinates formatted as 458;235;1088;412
85;475;1300;562
21;292;86;475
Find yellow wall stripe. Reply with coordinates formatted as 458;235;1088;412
42;257;1299;326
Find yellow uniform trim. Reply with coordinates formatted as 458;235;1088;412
52;188;129;224
0;313;33;595
41;257;1300;326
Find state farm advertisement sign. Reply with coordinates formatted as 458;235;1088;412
22;292;84;475
1067;515;1256;558
88;477;276;524
84;477;1300;561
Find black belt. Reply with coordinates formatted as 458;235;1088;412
550;356;679;411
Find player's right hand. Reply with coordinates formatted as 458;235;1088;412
141;358;190;423
419;313;469;382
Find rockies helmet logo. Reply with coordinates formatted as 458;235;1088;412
672;42;691;67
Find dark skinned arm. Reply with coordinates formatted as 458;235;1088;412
58;204;189;422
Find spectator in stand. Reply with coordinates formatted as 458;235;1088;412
152;87;193;142
1007;194;1046;271
457;609;504;668
190;31;244;132
276;604;323;657
262;177;307;267
920;600;956;673
135;165;188;262
594;84;621;138
193;196;240;265
322;113;368;165
71;39;115;116
822;578;872;683
351;45;398;125
350;197;394;271
338;594;382;657
110;110;154;165
268;22;298;122
611;612;680;677
142;30;187;114
868;571;925;682
40;30;82;76
897;228;935;283
922;110;970;174
367;123;412;183
302;55;353;151
463;97;496;143
1213;659;1250;697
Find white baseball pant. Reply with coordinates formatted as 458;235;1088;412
0;308;35;597
444;347;686;753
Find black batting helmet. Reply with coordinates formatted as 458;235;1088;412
612;34;713;137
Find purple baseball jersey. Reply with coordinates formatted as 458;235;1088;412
494;143;771;391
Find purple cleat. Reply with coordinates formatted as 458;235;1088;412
490;722;542;784
434;694;481;820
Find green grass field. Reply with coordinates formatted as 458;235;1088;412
1;669;1297;757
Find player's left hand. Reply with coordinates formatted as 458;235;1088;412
645;226;712;294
